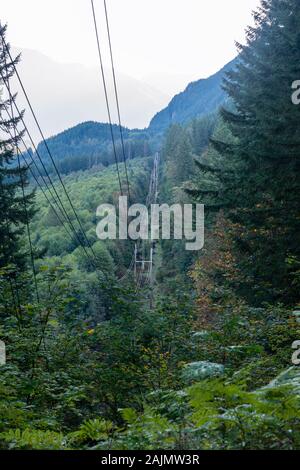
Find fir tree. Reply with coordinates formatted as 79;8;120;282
189;0;300;304
0;24;35;270
163;124;194;189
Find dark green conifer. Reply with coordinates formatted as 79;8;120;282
0;24;35;269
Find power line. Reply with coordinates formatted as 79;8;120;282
134;153;159;293
2;106;74;242
2;38;99;270
0;72;98;273
1;32;40;302
0;104;88;268
3;107;103;275
4;37;96;264
103;0;131;203
4;98;83;240
3;103;76;240
91;0;138;284
90;0;124;196
20;144;100;274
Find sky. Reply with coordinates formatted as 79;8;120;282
1;0;262;138
1;0;261;93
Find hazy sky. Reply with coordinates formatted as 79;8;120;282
2;0;261;89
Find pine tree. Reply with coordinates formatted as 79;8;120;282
0;24;35;270
163;124;194;189
190;114;217;156
189;0;300;305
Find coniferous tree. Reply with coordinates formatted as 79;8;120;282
0;24;35;269
163;124;194;190
189;0;300;304
189;114;217;156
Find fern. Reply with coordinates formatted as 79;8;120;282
68;418;113;446
0;429;65;450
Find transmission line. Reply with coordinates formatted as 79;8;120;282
103;0;131;203
1;38;99;268
1;34;40;302
2;105;107;300
2;106;74;243
4;97;85;242
90;0;124;197
4;114;102;275
3;103;76;240
1;37;100;272
0;71;99;273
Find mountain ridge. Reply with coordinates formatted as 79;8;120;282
31;57;237;174
148;57;237;131
12;47;169;141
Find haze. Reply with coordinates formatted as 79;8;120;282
1;0;261;138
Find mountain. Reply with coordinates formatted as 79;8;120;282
12;48;170;140
149;58;237;131
29;58;237;176
33;121;155;175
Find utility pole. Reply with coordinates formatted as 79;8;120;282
134;243;153;288
149;246;154;309
134;152;159;309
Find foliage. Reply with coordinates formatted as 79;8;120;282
0;429;66;450
1;0;300;452
0;24;35;270
31;121;155;176
188;0;300;305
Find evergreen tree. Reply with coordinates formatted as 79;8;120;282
163;124;194;190
0;24;35;269
189;114;217;156
189;0;300;305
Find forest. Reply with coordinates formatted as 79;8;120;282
27;122;154;176
0;0;300;451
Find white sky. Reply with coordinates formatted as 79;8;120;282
1;0;261;86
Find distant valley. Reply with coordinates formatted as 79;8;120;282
11;47;170;141
28;55;237;175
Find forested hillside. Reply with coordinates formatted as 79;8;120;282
31;122;155;176
149;58;236;131
30;158;151;317
1;0;300;452
27;58;234;177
